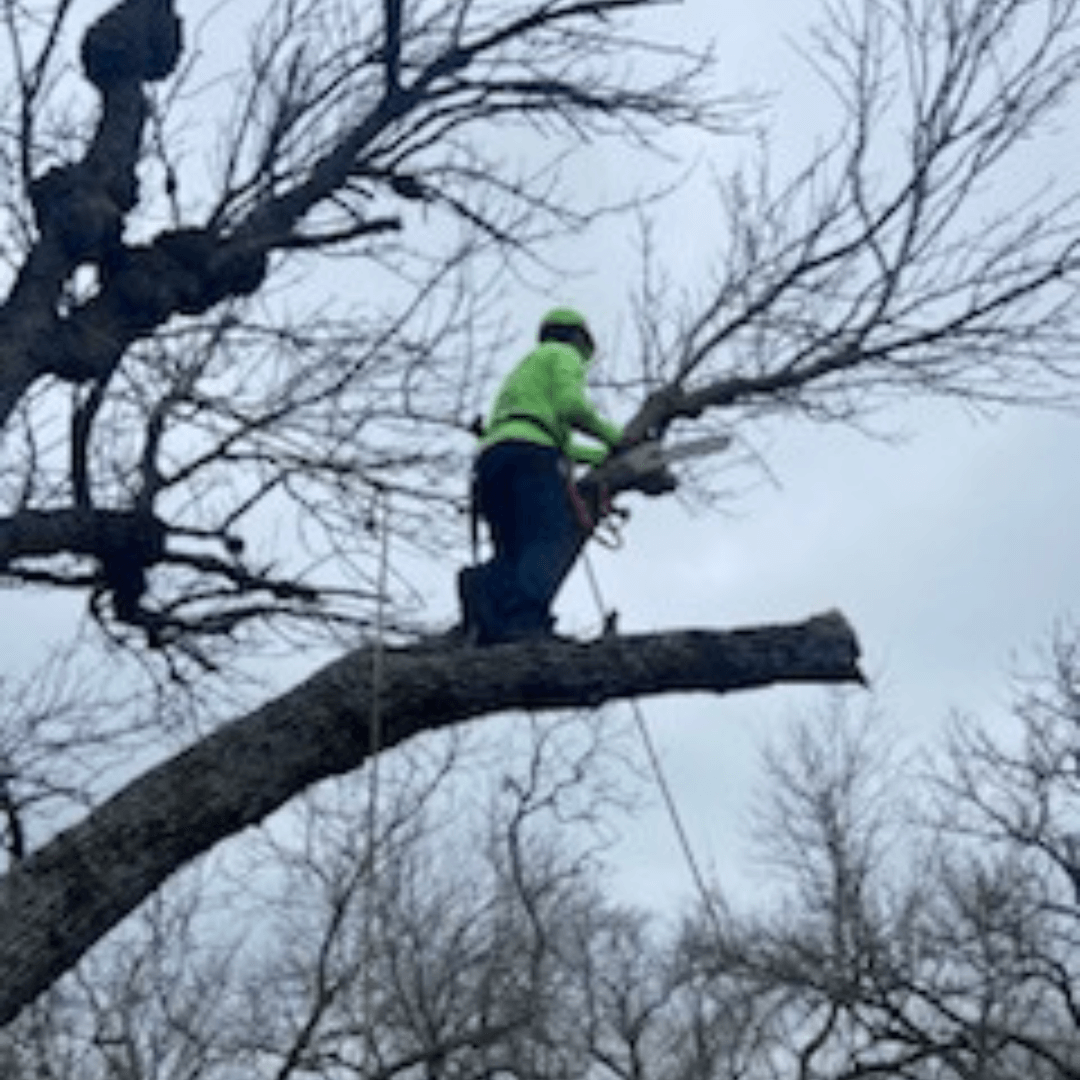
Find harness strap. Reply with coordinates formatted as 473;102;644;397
489;411;561;445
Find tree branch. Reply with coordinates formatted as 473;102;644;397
0;611;862;1025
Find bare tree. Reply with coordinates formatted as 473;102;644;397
927;627;1080;1078
619;0;1080;448
2;870;240;1080
3;0;1080;1026
657;660;1080;1080
0;712;639;1079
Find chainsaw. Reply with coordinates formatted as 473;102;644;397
576;433;733;547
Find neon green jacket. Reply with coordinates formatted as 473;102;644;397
480;341;623;465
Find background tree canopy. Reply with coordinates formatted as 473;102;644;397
1;0;1079;1071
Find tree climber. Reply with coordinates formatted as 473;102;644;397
458;308;624;644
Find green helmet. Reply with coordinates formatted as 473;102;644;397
539;307;595;359
541;307;588;330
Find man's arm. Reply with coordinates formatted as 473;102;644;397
551;350;622;461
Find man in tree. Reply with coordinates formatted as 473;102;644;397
459;308;624;644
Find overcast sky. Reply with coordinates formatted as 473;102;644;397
7;0;1079;917
567;402;1080;909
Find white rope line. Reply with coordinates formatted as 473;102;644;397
365;485;392;878
364;485;391;1060
581;547;724;934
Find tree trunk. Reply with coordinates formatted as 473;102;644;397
0;613;861;1025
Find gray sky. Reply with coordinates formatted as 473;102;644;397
574;403;1080;909
6;0;1079;918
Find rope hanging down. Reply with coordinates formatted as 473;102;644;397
363;483;392;1068
366;484;392;847
580;547;725;937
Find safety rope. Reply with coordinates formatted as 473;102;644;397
580;547;725;936
367;484;391;826
364;484;391;1061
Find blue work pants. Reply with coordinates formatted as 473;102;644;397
467;441;583;641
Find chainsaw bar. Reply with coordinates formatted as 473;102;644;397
617;433;732;472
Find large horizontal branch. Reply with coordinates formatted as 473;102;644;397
0;612;862;1025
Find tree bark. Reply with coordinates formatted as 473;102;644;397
0;612;861;1026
